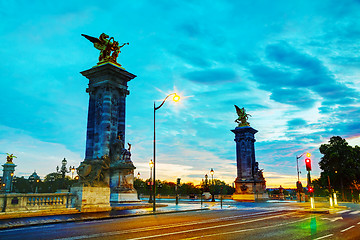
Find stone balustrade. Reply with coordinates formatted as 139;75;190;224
0;192;73;212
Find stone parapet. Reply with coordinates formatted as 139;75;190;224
0;192;73;212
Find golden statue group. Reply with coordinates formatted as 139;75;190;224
234;105;251;127
82;33;128;66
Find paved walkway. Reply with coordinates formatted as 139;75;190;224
0;199;351;230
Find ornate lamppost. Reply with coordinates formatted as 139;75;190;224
56;158;71;188
10;172;14;192
70;166;76;179
210;168;215;202
153;93;180;211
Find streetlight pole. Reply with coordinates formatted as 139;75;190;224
10;172;14;193
153;93;180;212
70;166;75;179
296;153;305;202
149;159;153;203
210;168;215;202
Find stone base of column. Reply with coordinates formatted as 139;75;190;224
109;163;140;204
232;193;269;202
70;186;112;212
110;192;140;204
233;179;268;202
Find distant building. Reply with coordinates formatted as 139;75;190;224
28;171;40;182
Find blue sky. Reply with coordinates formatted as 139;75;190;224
1;0;359;188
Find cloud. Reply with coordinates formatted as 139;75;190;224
172;43;211;68
183;68;239;84
287;118;307;130
248;41;359;111
0;125;82;178
270;88;316;108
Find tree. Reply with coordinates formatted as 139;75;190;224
319;136;360;201
13;176;32;193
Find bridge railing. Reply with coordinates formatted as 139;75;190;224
0;192;74;212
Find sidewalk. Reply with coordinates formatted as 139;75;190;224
0;199;350;230
0;200;212;230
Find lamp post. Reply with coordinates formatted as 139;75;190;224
57;158;70;189
153;93;180;212
149;159;154;203
70;166;75;179
210;168;215;202
296;153;306;202
137;172;141;179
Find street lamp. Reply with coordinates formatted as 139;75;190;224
70;166;76;179
10;172;14;192
210;168;214;184
57;158;70;188
153;93;180;211
210;168;215;202
149;159;154;203
137;172;141;179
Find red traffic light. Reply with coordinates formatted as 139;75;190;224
308;187;314;193
305;158;312;171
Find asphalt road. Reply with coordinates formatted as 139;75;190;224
1;202;360;240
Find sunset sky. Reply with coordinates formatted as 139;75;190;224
1;0;359;188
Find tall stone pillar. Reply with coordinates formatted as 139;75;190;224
81;63;135;160
76;62;139;207
1;158;16;193
231;126;268;202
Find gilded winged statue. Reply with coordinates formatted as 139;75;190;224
81;33;129;65
6;153;16;163
234;105;251;127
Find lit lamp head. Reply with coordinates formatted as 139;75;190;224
210;168;214;176
10;172;14;177
71;167;75;173
172;93;180;102
306;153;311;158
149;159;154;169
137;172;141;179
62;158;67;166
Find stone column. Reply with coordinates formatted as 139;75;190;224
231;126;268;202
78;62;139;207
81;63;136;161
231;126;258;182
1;161;16;193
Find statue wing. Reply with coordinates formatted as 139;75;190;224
234;105;242;116
81;34;100;44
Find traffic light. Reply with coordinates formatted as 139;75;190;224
305;157;312;171
308;186;314;193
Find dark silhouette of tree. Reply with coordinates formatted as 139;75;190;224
319;136;360;201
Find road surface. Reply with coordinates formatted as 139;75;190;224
1;202;359;239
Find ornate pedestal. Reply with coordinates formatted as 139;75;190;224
231;126;268;202
109;162;139;204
